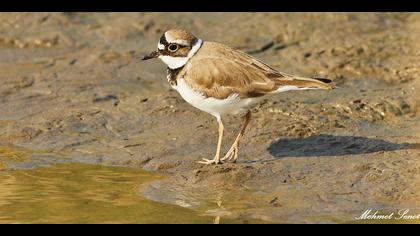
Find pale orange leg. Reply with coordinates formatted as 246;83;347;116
221;111;251;163
198;118;224;165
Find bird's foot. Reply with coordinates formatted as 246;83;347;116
198;157;222;165
221;144;238;162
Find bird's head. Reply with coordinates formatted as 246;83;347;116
142;29;203;69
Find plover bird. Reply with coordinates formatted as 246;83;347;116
143;29;333;165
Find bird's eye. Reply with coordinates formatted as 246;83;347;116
168;44;179;52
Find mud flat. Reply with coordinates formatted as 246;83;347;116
0;13;419;223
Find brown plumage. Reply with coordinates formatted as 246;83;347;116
175;41;333;99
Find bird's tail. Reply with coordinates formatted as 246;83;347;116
276;72;334;90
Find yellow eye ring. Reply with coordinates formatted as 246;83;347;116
168;44;179;52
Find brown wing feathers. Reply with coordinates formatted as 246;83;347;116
181;42;333;99
242;50;334;91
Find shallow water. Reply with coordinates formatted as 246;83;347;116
0;163;258;223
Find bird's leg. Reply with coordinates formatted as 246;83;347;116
221;111;251;163
198;117;224;165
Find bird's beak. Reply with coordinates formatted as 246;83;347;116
142;50;160;60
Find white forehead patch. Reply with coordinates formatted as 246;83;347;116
157;42;165;50
170;39;189;46
164;32;189;46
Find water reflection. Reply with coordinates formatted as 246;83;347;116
0;163;220;223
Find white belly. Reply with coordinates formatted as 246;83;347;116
172;79;264;117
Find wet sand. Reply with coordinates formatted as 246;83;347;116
0;13;419;223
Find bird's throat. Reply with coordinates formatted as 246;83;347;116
167;67;183;86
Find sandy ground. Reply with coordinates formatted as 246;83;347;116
0;13;419;223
